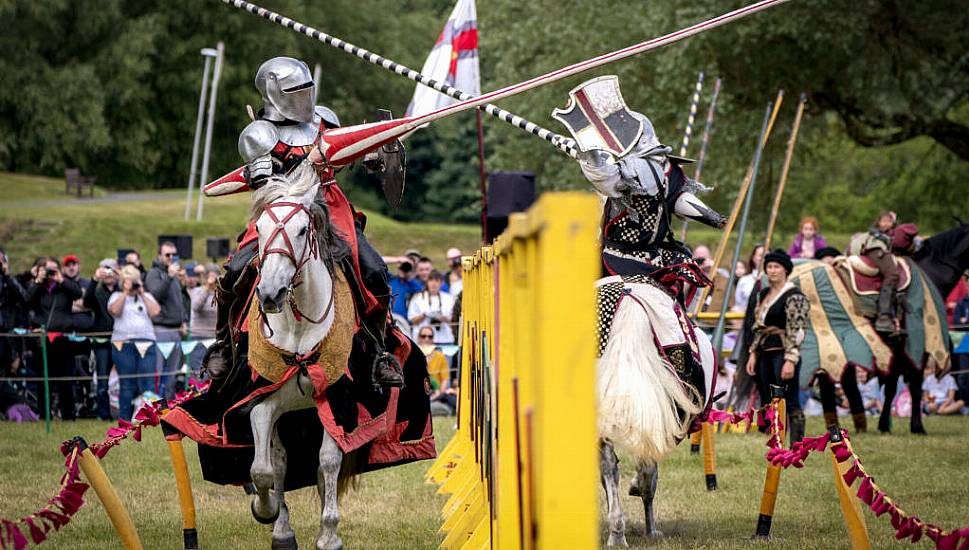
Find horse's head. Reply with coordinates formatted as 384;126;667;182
915;220;969;297
254;183;318;313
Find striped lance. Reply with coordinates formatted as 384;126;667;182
210;0;796;185
220;0;579;158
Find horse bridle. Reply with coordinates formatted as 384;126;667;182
259;201;334;325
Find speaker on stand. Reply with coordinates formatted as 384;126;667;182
485;171;537;242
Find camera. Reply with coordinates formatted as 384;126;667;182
399;261;413;273
45;268;58;277
131;280;142;290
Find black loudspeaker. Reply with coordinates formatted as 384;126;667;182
486;171;537;241
207;237;231;259
157;235;193;260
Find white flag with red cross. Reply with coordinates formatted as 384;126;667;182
406;0;480;117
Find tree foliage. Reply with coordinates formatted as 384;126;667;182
0;0;965;236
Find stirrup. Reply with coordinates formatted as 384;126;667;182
371;352;404;391
874;314;897;335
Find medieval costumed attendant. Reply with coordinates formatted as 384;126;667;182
744;249;809;444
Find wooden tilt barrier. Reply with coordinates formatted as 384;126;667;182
425;193;600;550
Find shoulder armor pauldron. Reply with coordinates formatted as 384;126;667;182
238;120;280;162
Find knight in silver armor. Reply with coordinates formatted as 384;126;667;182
206;56;401;388
239;57;342;188
576;111;726;290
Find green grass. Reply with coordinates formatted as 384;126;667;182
0;172;108;202
0;417;455;550
0;172;480;273
1;416;966;549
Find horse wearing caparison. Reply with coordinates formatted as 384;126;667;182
163;164;435;550
731;223;967;436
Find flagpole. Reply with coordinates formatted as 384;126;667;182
477;110;489;243
678;71;704;241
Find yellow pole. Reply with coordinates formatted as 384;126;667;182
701;422;717;491
166;435;199;549
828;428;871;550
693;90;784;318
72;438;143;550
754;386;786;539
762;93;808;255
689;430;702;454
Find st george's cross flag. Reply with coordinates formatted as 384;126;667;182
406;0;480;117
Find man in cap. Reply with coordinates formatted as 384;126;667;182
848;212;918;334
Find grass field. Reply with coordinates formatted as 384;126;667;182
0;415;967;549
0;172;481;273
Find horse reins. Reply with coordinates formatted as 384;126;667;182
259;201;334;326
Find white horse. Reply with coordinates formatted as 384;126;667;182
248;164;355;550
596;277;716;547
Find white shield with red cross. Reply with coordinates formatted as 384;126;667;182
552;75;643;158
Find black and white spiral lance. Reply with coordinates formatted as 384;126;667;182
220;0;579;158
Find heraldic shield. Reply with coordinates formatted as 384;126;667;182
551;75;644;158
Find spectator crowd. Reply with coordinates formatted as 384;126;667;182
0;242;466;423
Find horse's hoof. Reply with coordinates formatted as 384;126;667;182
605;533;629;547
251;497;280;525
272;535;298;550
646;529;665;539
316;537;343;550
911;426;927;435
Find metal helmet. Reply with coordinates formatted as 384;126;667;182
254;57;316;123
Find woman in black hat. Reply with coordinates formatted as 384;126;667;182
744;249;810;444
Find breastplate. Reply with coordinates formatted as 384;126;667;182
270;122;319;175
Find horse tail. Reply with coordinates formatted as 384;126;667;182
597;289;702;464
337;450;361;499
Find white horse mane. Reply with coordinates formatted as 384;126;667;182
250;161;320;221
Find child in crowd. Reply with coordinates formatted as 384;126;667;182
922;363;965;415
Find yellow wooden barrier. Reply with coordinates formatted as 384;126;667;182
429;193;600;550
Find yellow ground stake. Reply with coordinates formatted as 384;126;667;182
828;429;871;550
72;438;143;550
754;387;786;539
702;422;718;491
689;430;702;454
165;435;199;550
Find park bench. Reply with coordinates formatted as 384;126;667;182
64;168;96;197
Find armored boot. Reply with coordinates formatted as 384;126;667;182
852;412;868;433
788;411;806;445
875;284;897;334
347;227;404;390
823;411;839;429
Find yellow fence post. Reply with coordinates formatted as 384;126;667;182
164;432;199;550
701;422;718;491
430;193;599;550
828;428;871;550
71;438;143;550
754;386;786;539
